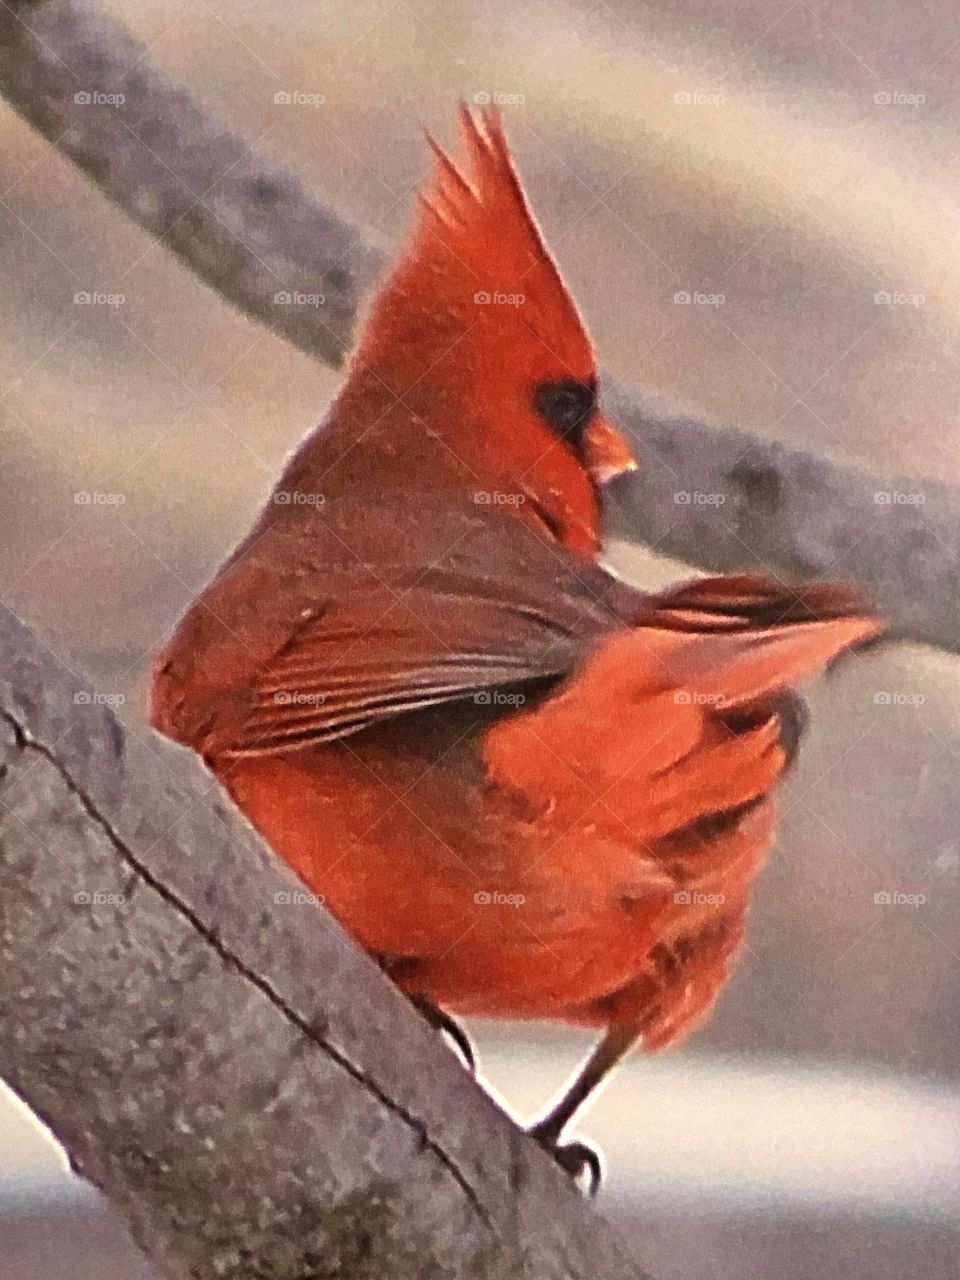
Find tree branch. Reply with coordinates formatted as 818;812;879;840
0;600;650;1279
0;0;954;654
0;0;381;366
605;383;959;654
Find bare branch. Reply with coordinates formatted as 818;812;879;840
605;383;957;654
0;601;650;1280
0;0;381;366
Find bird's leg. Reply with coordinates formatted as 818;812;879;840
409;994;477;1073
528;1021;642;1194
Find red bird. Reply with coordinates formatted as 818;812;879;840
151;106;881;1185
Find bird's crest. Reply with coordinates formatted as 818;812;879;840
351;104;594;397
418;104;559;287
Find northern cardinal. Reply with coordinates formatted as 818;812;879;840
151;106;881;1186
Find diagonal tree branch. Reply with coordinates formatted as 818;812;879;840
0;0;381;366
0;0;956;654
0;599;651;1280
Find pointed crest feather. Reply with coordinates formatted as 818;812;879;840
350;102;595;413
416;104;556;282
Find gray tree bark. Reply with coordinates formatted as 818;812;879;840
0;602;650;1279
0;0;380;367
0;0;956;654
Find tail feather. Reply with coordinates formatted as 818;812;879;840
646;575;875;632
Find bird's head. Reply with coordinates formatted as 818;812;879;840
345;104;635;558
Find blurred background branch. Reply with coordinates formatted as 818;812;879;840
0;600;650;1280
604;383;960;653
0;0;380;366
2;0;957;654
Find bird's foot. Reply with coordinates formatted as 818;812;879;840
527;1120;603;1195
409;996;477;1073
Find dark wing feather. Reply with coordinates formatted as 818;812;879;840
151;498;624;761
223;569;611;755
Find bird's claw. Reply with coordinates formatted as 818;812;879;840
528;1123;603;1195
437;1015;477;1073
409;996;477;1073
549;1140;602;1195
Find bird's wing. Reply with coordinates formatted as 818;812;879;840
150;508;622;760
214;567;620;758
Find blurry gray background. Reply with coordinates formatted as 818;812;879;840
1;1;958;1276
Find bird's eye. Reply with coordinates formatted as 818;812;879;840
532;378;597;448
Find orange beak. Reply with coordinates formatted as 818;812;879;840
583;414;637;486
